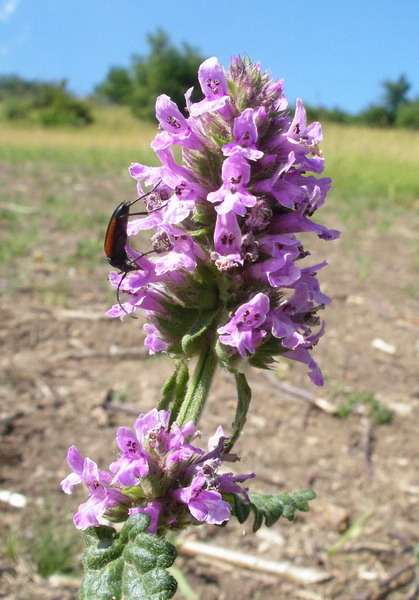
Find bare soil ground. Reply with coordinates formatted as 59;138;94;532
1;165;418;599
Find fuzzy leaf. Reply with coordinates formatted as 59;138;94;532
227;490;316;533
78;513;177;600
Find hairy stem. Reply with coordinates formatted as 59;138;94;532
176;343;217;427
224;372;251;452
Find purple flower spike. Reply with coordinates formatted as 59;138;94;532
106;56;339;384
218;293;270;358
63;408;255;533
222;108;264;161
207;154;256;216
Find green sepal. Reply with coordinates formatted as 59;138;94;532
187;226;213;239
247;337;286;370
210;132;229;147
78;513;177;600
181;309;218;356
227;79;238;99
225;489;316;533
186;147;223;188
191;204;216;227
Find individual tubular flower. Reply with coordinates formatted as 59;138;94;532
217;293;270;358
61;409;254;533
211;212;243;271
188;56;231;117
106;55;339;385
222;108;264;161
207;153;257;216
152;94;203;151
172;472;231;525
61;447;129;529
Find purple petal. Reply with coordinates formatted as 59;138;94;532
60;472;82;494
66;446;85;475
222;109;264;161
144;323;169;354
197;57;228;98
188;490;231;525
155;94;190;135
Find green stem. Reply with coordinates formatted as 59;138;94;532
176;344;217;427
224;372;251;452
158;360;189;422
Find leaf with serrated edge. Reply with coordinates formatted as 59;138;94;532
78;513;177;600
227;490;316;533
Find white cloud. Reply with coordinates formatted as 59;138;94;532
0;0;21;22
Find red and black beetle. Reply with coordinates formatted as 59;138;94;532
104;182;162;313
104;200;138;272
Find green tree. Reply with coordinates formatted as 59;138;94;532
95;29;204;122
0;74;42;100
395;98;419;129
94;67;133;105
359;74;412;127
358;103;392;127
382;74;410;119
0;76;93;127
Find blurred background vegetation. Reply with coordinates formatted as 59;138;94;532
1;29;418;130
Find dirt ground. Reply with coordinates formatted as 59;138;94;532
1;165;418;599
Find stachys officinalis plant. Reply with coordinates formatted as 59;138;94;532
62;55;339;600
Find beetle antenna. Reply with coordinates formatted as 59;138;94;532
128;180;163;209
115;250;158;319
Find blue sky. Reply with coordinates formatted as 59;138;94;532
0;0;418;114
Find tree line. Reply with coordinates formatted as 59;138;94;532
305;74;418;129
1;29;418;129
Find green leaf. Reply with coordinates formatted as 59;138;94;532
79;513;177;600
227;490;316;533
